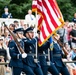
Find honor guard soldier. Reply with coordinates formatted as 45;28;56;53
37;31;59;75
52;34;70;75
8;27;27;75
23;27;43;75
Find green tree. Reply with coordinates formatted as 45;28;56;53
0;0;76;21
57;0;76;21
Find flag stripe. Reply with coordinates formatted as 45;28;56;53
32;0;64;46
41;25;47;39
42;20;50;36
43;0;61;26
48;0;60;17
32;0;37;11
42;12;54;33
42;0;58;29
40;20;52;45
39;29;44;44
37;0;59;29
38;16;43;29
53;0;62;17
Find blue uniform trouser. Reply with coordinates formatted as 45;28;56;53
41;63;59;75
12;67;22;75
41;65;48;75
48;63;59;75
23;64;43;75
56;66;70;75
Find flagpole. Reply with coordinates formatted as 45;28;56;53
34;10;38;63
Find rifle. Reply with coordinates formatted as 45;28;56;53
57;40;69;56
2;22;25;54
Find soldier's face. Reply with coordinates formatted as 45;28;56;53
28;32;34;39
53;34;60;40
17;32;23;38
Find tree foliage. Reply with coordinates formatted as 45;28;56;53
0;0;76;21
57;0;76;21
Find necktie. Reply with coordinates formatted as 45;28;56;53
30;15;33;20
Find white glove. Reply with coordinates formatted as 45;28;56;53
22;53;27;58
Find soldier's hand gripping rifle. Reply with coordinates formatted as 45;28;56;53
57;39;69;56
2;22;25;54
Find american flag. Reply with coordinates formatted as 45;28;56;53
32;0;64;46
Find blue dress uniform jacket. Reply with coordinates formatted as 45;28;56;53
23;38;38;67
52;42;70;75
53;42;65;67
8;40;23;68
